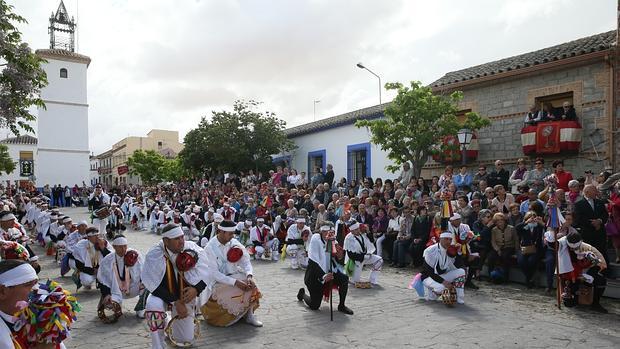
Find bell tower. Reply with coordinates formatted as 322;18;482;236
48;0;76;52
34;1;91;187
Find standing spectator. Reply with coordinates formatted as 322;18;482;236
559;101;577;121
64;185;71;207
391;206;413;268
324;164;335;189
566;179;583;213
410;206;432;267
516;212;544;288
552;160;573;191
472;165;489;191
509;159;529;195
487;160;509;189
397;162;414;187
454;165;472;191
287;169;301;189
573;184;609;263
525;158;549;193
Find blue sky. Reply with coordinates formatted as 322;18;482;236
9;0;616;153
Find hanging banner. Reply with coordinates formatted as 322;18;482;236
19;160;34;177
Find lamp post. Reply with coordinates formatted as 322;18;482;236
356;62;382;105
457;128;473;166
313;100;320;121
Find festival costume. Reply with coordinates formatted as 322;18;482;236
285;223;311;269
89;192;111;236
97;247;145;319
72;239;111;289
201;237;262;327
249;224;279;260
343;231;382;284
141;239;209;349
421;242;466;304
301;233;349;310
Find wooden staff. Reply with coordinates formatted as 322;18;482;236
553;227;561;309
326;235;334;321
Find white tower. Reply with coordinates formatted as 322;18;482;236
34;1;91;187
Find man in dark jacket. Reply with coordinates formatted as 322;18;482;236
487;160;509;189
573;184;609;264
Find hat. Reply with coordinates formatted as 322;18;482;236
349;222;360;231
77;220;88;227
112;235;128;246
449;213;462;221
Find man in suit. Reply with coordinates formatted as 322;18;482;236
573;184;609;264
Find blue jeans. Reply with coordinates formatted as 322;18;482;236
544;248;555;289
392;239;411;266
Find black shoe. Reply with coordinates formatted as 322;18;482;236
465;281;479;290
590;303;608;314
297;288;305;301
338;305;354;315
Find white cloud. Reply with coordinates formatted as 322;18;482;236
7;0;617;154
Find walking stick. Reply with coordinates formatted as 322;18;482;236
327;237;334;321
553;227;562;309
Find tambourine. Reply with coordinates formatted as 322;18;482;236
176;249;198;272
124;250;139;267
226;246;243;263
98;298;123;324
165;315;201;347
441;288;457;306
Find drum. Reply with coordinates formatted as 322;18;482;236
441;288;457;306
98;298;123;324
94;207;111;219
165;315;201;347
354;281;372;289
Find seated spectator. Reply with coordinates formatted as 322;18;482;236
454;165;472;191
410;206;432;267
559;101;577;121
552;160;573;191
491;184;514;214
471;209;494;279
566;179;582;213
507;203;523;227
488;213;518;284
520;189;546;216
524;104;541;125
516;211;544;288
540;102;559;121
509;158;529;195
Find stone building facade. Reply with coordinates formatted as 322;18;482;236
427;30;617;177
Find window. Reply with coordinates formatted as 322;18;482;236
60;68;68;78
307;150;326;176
347;143;371;182
157;141;163;150
535;92;574;116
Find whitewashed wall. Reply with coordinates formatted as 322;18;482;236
35;150;89;187
0;143;37;183
288;123;399;183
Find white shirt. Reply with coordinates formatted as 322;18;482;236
0;310;17;349
204;237;253;287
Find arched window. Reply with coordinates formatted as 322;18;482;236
60;68;68;78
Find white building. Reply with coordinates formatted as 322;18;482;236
280;104;399;184
34;48;91;188
0;1;91;189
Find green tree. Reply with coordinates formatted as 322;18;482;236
160;157;189;183
180;100;296;175
127;150;167;185
356;81;491;177
0;1;48;135
0;143;15;174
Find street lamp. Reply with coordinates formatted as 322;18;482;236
356;62;382;105
457;128;474;165
313;100;320;121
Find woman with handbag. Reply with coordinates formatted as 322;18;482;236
516;211;544;289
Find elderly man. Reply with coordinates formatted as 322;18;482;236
286;217;311;269
142;223;210;349
201;220;263;327
397;162;414;186
72;227;112;290
421;232;466;304
97;234;146;320
573;184;609;264
344;222;382;285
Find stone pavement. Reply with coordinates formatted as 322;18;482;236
33;207;620;349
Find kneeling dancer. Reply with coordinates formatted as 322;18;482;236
297;222;353;315
72;227;111;290
141;223;209;349
421;232;466;305
97;234;146;322
202;220;263;327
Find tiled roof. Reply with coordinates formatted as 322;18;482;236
431;30;616;88
36;49;91;66
0;134;38;145
285;103;386;138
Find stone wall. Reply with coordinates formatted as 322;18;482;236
422;61;613;179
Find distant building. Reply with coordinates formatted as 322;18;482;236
95;129;184;187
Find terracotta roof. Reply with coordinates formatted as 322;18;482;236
431;30;615;88
285;103;386;138
36;49;91;66
0;134;38;145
